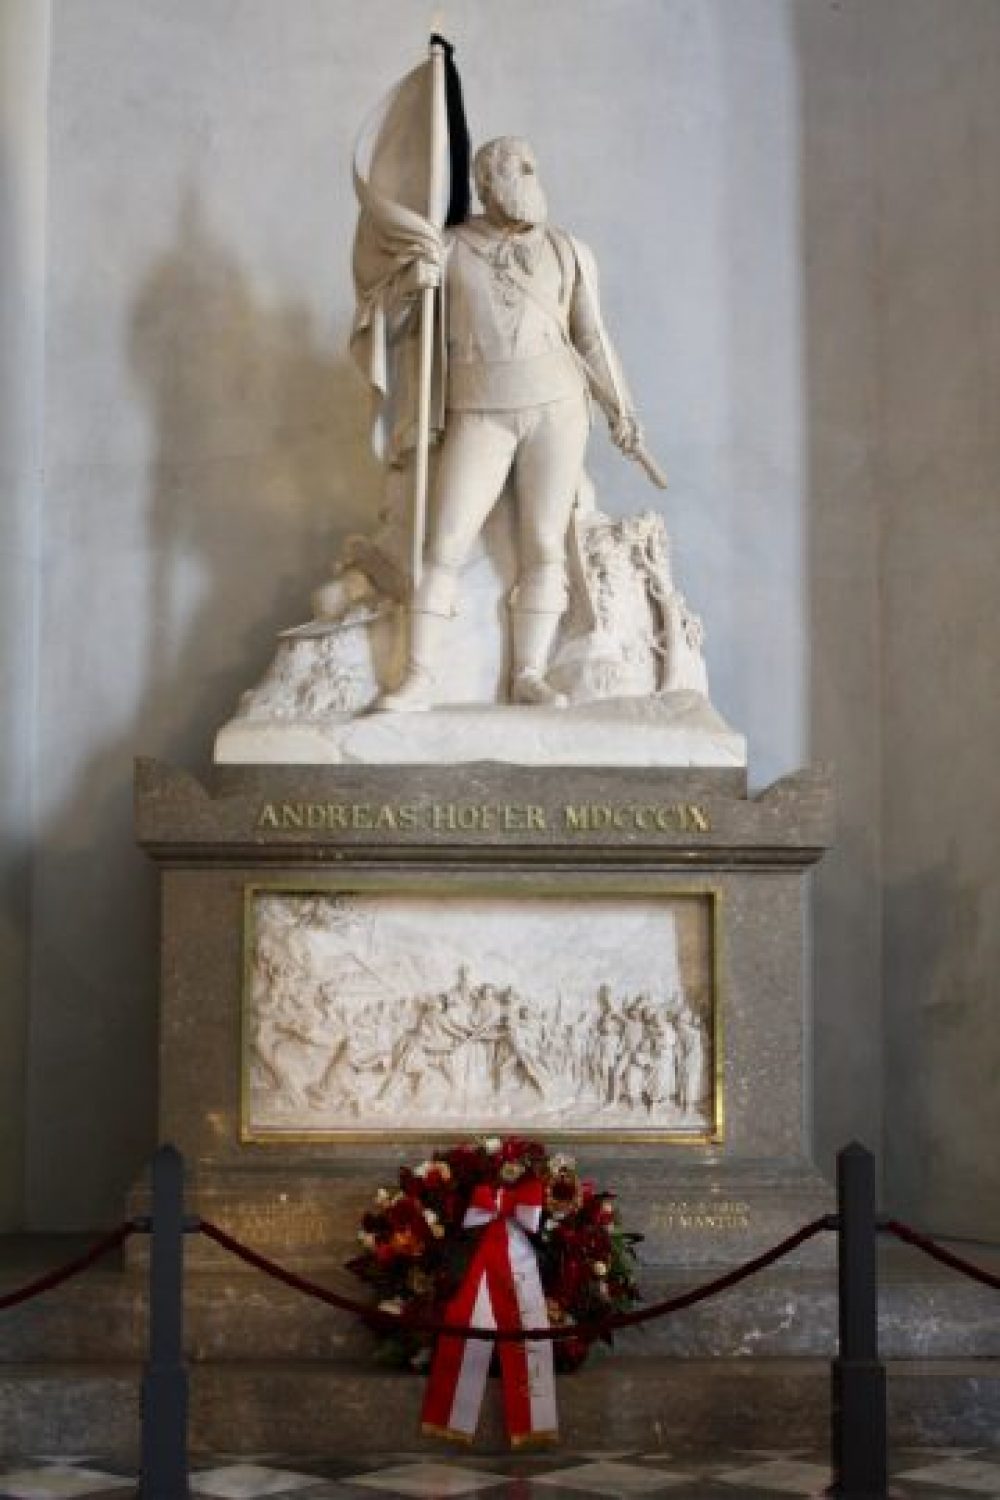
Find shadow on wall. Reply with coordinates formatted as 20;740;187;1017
29;185;380;1228
130;183;378;758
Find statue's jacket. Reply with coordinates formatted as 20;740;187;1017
352;212;633;466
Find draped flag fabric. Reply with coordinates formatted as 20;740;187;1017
420;1180;558;1446
350;39;470;462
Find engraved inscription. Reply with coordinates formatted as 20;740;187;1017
255;799;712;838
651;1199;751;1232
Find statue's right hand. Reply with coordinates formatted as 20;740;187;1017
400;259;441;296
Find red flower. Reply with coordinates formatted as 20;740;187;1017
500;1136;545;1166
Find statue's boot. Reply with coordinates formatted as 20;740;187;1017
510;609;568;708
375;608;450;712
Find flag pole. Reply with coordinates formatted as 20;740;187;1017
411;36;448;592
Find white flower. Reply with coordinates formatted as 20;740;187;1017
375;1188;391;1206
378;1297;403;1315
550;1153;577;1174
591;1260;608;1277
482;1136;502;1153
423;1208;439;1225
413;1161;436;1178
431;1224;445;1239
357;1230;376;1248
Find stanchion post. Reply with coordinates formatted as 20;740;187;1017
140;1144;190;1500
831;1142;886;1498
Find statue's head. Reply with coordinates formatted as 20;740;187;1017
474;136;547;228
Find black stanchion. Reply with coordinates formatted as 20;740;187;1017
140;1144;190;1500
830;1142;887;1498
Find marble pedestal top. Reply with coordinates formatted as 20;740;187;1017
214;690;746;768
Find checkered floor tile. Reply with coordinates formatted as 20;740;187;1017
3;1449;1000;1497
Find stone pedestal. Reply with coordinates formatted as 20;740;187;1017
133;757;835;1272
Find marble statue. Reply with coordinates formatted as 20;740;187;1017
213;74;746;767
368;136;647;711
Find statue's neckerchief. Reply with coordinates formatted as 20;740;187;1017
459;218;548;277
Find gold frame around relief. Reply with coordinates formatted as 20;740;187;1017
240;873;724;1147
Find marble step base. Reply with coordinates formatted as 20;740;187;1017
4;1251;1000;1363
2;1358;999;1460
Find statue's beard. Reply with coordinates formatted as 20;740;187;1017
489;175;548;227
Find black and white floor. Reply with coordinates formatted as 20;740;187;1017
2;1448;1000;1498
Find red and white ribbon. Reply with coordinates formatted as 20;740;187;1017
421;1179;557;1445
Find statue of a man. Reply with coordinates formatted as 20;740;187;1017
378;135;645;711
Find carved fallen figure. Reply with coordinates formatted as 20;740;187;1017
216;37;741;765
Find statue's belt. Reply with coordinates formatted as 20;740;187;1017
446;347;587;411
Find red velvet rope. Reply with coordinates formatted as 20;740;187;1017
882;1219;1000;1291
199;1215;832;1343
0;1223;137;1312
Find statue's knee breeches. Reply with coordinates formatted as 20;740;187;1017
519;525;569;570
427;411;519;572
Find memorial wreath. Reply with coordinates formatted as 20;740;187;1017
347;1135;641;1443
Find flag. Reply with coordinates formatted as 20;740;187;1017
351;37;470;462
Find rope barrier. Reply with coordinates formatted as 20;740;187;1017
0;1222;137;1311
2;1205;995;1332
200;1213;833;1343
882;1219;1000;1291
598;1214;835;1331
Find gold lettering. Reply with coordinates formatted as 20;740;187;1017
373;804;397;831
655;805;678;831
306;803;327;829
688;804;710;832
351;804;373;830
281;803;305;829
327;804;349;831
457;805;480;831
526;805;546;831
431;803;456;831
650;1199;751;1233
257;803;280;829
398;804;419;830
503;805;526;831
562;805;588;832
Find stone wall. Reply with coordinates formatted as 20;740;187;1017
875;0;1000;1240
0;0;49;1230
